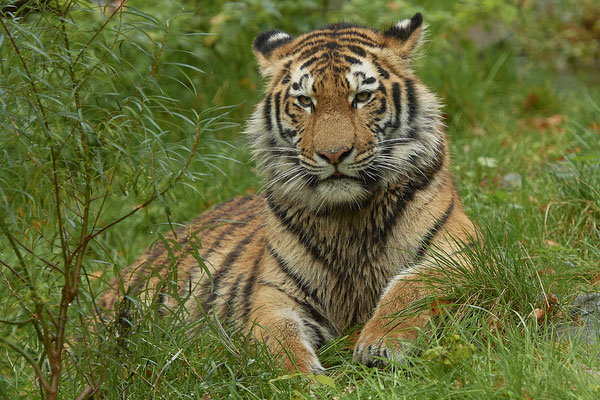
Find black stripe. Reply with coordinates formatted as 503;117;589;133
284;101;298;125
263;94;272;132
303;318;326;349
297;45;322;59
240;250;262;324
392;82;402;130
300;57;319;70
344;55;362;65
363;76;376;84
205;224;262;309
375;151;446;243
268;244;324;308
347;45;366;57
282;60;292;73
266;197;331;269
375;97;387;115
325;41;339;50
202;221;243;260
405;78;417;124
257;279;332;347
223;273;244;321
376;82;401;141
372;60;389;79
274;91;284;137
414;197;455;262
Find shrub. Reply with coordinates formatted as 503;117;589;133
0;1;215;398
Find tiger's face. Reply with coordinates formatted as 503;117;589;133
248;14;442;210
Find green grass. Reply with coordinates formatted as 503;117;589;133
1;3;600;399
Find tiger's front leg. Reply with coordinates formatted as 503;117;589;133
353;264;459;367
245;283;330;374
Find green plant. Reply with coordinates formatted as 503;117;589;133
0;1;217;398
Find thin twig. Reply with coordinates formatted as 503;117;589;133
72;0;126;64
74;385;98;400
0;317;35;325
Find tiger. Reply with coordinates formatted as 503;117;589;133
98;12;478;374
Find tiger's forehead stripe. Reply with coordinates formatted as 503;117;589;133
294;26;379;44
288;39;394;83
290;27;380;57
295;42;375;62
293;37;378;55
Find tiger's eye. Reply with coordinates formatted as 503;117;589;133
355;91;370;102
298;95;313;106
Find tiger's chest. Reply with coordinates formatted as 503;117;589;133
265;198;418;331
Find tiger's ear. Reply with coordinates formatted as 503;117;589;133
253;30;294;76
383;12;425;58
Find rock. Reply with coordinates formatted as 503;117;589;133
501;173;522;190
557;293;600;345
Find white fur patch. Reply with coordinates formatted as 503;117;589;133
396;18;412;31
280;309;323;368
268;32;292;44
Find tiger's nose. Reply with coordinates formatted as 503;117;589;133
317;147;352;164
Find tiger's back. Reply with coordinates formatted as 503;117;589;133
97;195;267;322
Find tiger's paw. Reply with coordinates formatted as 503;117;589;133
352;326;416;368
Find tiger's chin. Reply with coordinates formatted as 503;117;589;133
272;176;373;210
313;178;370;208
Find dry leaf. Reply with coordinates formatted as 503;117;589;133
89;270;104;280
528;114;566;131
529;308;545;320
489;314;502;334
545;292;559;313
530;293;559;321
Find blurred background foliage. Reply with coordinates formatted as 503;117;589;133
190;0;600;118
109;0;600;123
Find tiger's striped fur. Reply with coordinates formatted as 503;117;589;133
98;13;478;373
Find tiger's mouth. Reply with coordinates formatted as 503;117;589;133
322;172;361;182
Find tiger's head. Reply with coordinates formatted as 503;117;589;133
247;13;444;210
